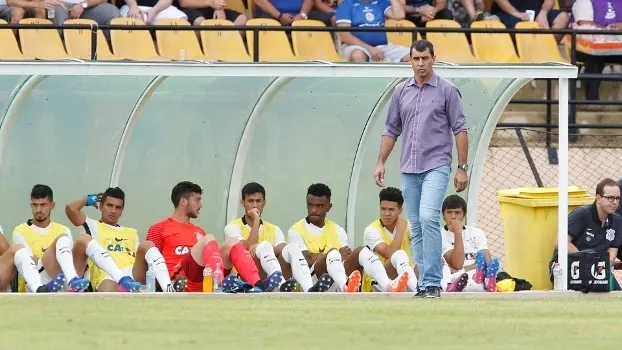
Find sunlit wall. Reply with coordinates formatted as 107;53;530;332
0;75;518;246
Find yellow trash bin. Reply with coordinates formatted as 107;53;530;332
497;187;594;290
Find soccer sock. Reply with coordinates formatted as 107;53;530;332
55;235;78;282
145;247;172;290
201;240;225;276
326;249;348;291
14;247;42;292
229;241;260;286
85;239;124;283
254;241;283;282
282;243;313;292
358;247;392;291
391;249;418;292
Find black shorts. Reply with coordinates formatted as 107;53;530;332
182;8;242;25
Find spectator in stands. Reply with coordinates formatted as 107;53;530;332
313;0;336;20
440;195;500;292
572;0;622;105
253;0;333;26
176;0;247;26
117;0;187;23
402;0;453;27
52;0;119;26
491;0;569;36
336;0;409;62
0;0;46;24
550;178;622;289
448;0;498;27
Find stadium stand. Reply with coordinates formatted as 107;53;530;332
63;19;119;61
200;19;252;62
18;18;70;60
0;19;28;60
110;17;166;61
246;18;299;62
155;18;209;61
425;19;480;63
470;20;522;63
385;19;419;48
291;20;342;62
514;21;568;63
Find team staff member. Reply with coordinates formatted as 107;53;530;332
550;178;622;289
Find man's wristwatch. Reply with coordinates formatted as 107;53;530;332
458;164;469;172
81;2;88;8
300;12;308;19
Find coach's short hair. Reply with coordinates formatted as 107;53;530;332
307;183;331;200
171;181;202;208
410;39;435;57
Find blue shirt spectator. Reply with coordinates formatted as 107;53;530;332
335;0;410;62
336;0;391;46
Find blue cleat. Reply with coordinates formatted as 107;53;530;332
67;276;90;292
118;276;141;292
222;274;253;293
36;272;66;293
473;251;487;284
257;271;283;292
485;257;500;292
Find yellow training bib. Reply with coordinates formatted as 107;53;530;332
13;221;68;293
291;219;342;254
231;217;278;246
362;219;413;292
87;221;138;290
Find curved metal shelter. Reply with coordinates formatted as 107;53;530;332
0;62;577;268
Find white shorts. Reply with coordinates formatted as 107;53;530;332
442;265;485;292
120;5;187;21
341;43;409;63
94;266;133;290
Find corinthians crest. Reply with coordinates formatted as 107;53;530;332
606;228;616;241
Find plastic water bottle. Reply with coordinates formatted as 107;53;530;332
203;266;213;293
213;263;223;293
552;263;563;291
146;264;156;292
47;7;55;19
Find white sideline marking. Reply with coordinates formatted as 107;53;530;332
1;291;622;299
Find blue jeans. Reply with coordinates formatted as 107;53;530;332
401;165;451;289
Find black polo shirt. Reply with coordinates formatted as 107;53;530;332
569;204;622;253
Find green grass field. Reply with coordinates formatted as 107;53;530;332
1;294;621;349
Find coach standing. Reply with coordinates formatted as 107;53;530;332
374;39;469;299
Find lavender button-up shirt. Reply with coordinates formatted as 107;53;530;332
383;73;468;174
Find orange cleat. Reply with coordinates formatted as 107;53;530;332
386;272;409;292
343;270;362;292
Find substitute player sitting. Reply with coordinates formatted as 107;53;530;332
288;183;408;292
66;187;169;292
0;227;65;293
225;182;333;292
441;195;499;292
362;187;418;292
147;181;282;293
12;184;90;292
